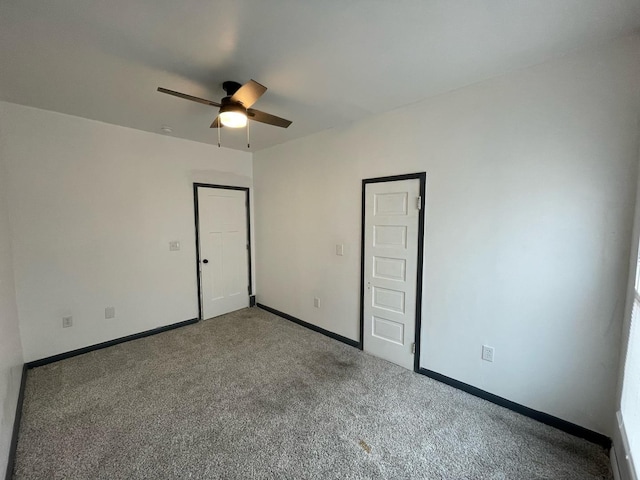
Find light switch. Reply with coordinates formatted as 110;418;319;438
169;241;180;251
335;244;344;256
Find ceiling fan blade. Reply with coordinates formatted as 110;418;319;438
247;108;292;128
157;87;221;107
210;117;222;128
230;80;267;108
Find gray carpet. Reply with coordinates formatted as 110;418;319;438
13;307;612;479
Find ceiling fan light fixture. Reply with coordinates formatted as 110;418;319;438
219;103;247;128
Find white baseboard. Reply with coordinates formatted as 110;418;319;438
613;411;638;480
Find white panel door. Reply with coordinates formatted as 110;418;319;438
198;187;249;319
363;179;421;370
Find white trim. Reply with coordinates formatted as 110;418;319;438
614;411;638;480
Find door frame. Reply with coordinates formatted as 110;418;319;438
359;172;426;372
193;183;252;320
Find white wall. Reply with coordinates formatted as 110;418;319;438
254;36;640;435
0;102;253;362
0;110;24;476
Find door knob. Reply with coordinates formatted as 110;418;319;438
202;259;209;264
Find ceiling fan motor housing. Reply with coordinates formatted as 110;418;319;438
219;97;247;115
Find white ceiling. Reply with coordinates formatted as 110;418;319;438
1;1;639;152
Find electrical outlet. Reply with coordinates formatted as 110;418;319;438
335;244;344;256
481;345;494;362
314;297;320;308
62;316;73;328
105;306;115;319
169;241;180;251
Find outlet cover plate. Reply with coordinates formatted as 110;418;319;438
105;306;115;319
482;345;494;362
62;316;73;328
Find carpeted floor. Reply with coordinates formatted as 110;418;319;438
13;307;612;479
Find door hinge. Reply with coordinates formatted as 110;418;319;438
417;196;422;210
411;342;416;354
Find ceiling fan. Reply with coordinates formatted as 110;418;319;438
157;79;292;130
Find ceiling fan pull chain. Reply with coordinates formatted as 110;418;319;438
247;119;250;149
217;119;221;148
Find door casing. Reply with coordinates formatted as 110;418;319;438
193;183;252;320
359;173;426;372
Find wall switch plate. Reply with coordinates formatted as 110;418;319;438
105;306;115;319
482;345;494;362
169;241;180;251
335;244;344;256
62;316;73;328
314;297;320;308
